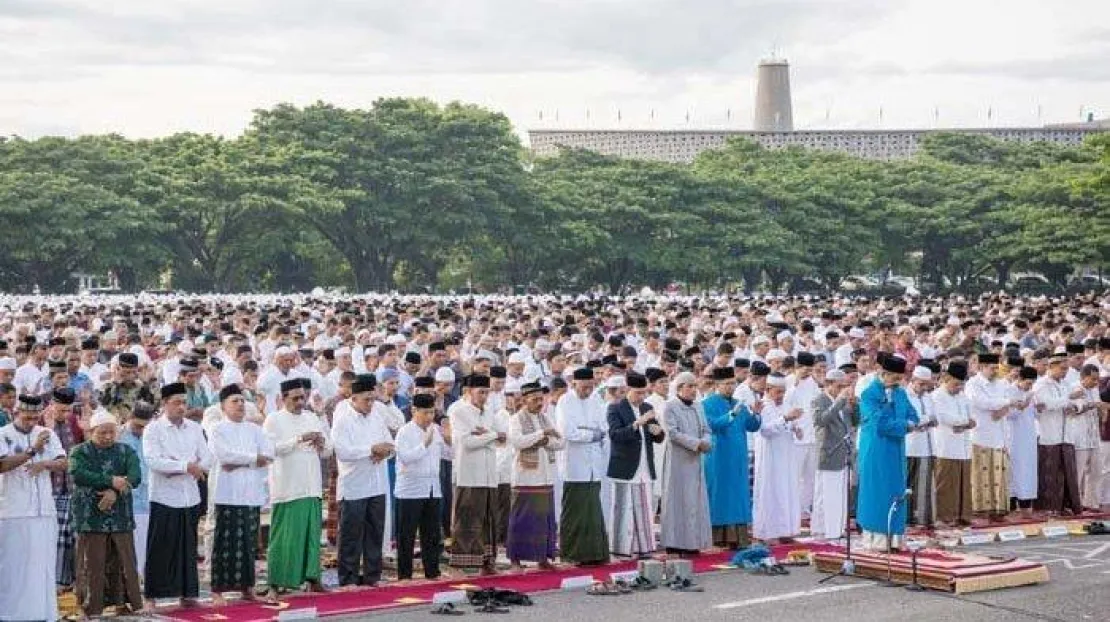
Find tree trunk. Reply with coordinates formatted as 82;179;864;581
994;262;1011;290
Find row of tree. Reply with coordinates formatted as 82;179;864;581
0;97;1107;294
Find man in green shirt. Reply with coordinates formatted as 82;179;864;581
69;410;143;617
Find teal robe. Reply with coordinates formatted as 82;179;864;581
702;393;761;527
856;378;918;537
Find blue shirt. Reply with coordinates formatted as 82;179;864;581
118;428;150;514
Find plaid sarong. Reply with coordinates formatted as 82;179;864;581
56;493;76;586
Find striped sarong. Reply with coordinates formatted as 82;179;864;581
56;494;75;587
608;481;654;557
450;487;496;569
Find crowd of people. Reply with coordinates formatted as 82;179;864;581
0;292;1108;620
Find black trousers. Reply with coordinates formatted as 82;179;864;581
144;502;200;599
397;495;443;580
440;460;454;537
337;495;386;586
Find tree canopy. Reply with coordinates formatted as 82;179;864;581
0;98;1106;294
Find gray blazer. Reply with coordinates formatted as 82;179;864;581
813;391;859;471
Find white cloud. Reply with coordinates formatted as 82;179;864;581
0;0;1106;141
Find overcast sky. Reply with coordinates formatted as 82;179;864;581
2;0;1107;142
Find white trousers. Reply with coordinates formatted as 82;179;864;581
1099;442;1110;506
1076;447;1101;509
133;512;150;577
0;517;58;622
797;444;817;514
812;469;848;540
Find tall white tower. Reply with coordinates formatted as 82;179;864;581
753;58;794;132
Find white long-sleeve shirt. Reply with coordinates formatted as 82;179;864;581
786;375;820;445
395;421;444;499
931;389;972;460
1067;385;1101;450
0;424;64;518
509;410;565;487
966;374;1012;450
1033;376;1071;446
143;415;213;508
331;403;392;501
450;398;499;488
555;392;609;483
208;419;273;507
905;389;935;458
264;408;332;503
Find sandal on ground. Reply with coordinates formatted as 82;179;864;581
613;579;634;594
432;603;466;616
669;578;704;592
476;602;511;613
768;564;790;576
587;581;620;596
631;576;657;590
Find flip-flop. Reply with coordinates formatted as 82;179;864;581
476;602;511;613
587;582;620;596
431;603;466;616
613;579;634;594
631;576;657;591
670;578;705;593
768;564;790;576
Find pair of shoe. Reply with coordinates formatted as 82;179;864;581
664;577;704;592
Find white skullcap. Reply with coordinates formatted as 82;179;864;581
89;409;118;430
435;367;456;384
335;346;351;357
673;371;697;387
0;357;15;371
274;346;295;357
503;377;522;394
604;375;627;390
912;366;933;381
507;351;526;365
766;374;788;387
387;334;407;346
777;330;793;341
766;349;788;361
751;335;771;347
848;328;866;340
825;369;847;383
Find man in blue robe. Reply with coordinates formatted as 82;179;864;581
703;366;762;549
856;355;917;551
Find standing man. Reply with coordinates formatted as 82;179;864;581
555;367;610;566
932;362;976;528
332;375;394;587
1034;353;1082;516
208;384;273;605
606;373;664;559
703;366;762;549
753;374;804;544
142;382;211;609
118;401;154;576
856;357;916;550
47;387;83;590
69;410;144;617
0;395;66;622
394;393;445;581
1007;366;1039;518
449;374;501;575
811;369;858;540
506;382;564;570
1071;365;1105;512
905;365;938;527
264;379;333;600
966;354;1020;522
660;372;713;556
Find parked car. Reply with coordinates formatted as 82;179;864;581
1067;274;1110;293
1010;273;1057;296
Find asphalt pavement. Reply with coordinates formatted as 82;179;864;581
347;536;1110;622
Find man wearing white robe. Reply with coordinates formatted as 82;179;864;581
786;354;821;517
753;374;803;542
0;397;66;622
1006;366;1039;516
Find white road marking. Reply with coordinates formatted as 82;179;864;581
713;584;871;610
1083;543;1110;559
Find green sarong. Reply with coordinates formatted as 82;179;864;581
267;497;322;589
560;481;609;564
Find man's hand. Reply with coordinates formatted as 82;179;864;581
423;426;436;447
793;426;804;441
255;455;272;467
696;440;711;453
544;427;561;439
370;442;394;462
751;400;764;414
647;423;663;436
990;409;1007;421
472;426;488;436
111;476;130;492
495;432;507;443
26;462;47;476
97;489;118;512
785;408;803;422
33;430;51;453
186;462;207;480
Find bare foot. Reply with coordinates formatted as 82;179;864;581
262;589;282;605
180;598;199;609
212;593;227;607
538;561;556;571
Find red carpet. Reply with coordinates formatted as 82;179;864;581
162;544;828;622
